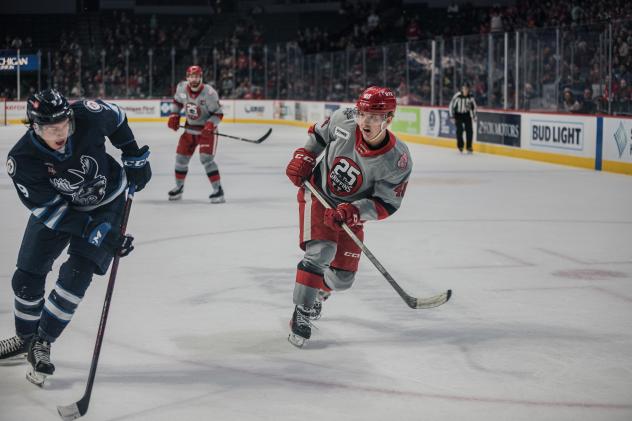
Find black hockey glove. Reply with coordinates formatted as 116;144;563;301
85;221;135;257
122;145;152;192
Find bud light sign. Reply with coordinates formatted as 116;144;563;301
0;51;40;72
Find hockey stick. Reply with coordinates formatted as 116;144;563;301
179;125;272;144
57;185;136;421
303;180;451;309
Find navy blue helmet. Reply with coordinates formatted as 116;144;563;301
27;89;74;127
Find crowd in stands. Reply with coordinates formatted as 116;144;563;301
0;1;630;114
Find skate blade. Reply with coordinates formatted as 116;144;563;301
210;196;225;204
288;333;307;348
0;353;27;366
26;366;48;387
168;194;183;201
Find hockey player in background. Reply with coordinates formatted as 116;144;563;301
167;65;225;203
285;86;412;347
0;89;152;385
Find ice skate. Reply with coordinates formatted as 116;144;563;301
309;290;331;321
26;336;55;386
168;185;184;201
0;335;28;365
288;305;313;348
209;186;225;204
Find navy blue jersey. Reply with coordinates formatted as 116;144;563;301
6;99;138;238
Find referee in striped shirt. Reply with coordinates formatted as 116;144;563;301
449;82;477;153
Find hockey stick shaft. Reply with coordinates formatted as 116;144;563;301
303;180;451;309
57;185;136;421
179;125;272;144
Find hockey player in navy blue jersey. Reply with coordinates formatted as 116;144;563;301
0;89;151;386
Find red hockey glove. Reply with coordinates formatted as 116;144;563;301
201;121;215;139
324;203;361;231
167;114;180;131
286;148;316;187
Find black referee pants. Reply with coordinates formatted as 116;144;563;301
454;113;473;151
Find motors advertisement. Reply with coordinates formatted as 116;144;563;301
602;117;632;164
476;112;521;147
391;106;420;135
529;119;584;151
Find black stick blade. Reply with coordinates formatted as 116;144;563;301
254;128;272;143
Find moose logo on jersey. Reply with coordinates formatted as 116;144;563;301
50;155;107;206
327;156;363;197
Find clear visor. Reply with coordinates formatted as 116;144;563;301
353;108;388;125
34;118;73;137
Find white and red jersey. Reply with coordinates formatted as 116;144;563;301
171;82;223;133
305;107;412;221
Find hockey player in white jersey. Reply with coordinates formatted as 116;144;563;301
285;86;412;347
167;65;225;202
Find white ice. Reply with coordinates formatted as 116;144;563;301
0;122;631;421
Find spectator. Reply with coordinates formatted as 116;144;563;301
562;88;581;112
367;10;380;32
579;88;597;114
490;8;503;33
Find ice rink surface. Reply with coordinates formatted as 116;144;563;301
0;122;631;421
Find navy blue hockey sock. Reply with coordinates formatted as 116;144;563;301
12;269;46;340
38;255;96;342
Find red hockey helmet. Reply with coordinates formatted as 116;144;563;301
186;65;203;77
356;86;397;114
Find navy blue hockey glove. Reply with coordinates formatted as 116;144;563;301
86;221;135;257
122;145;152;192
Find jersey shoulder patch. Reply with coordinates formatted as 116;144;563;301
329;108;355;141
175;82;189;101
83;99;103;112
6;156;16;177
339;107;356;121
392;139;413;172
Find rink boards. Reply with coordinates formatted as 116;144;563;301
5;99;632;175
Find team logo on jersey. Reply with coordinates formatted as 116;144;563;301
334;126;350;140
6;156;16;177
185;103;201;119
50;155;107;205
397;152;408;169
45;162;57;176
84;100;102;112
343;108;355;120
327;156;364;197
